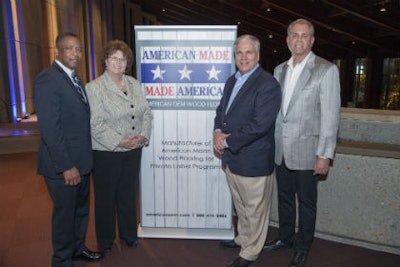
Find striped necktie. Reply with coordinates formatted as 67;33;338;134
71;72;87;103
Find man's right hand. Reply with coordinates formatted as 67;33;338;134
63;167;81;186
213;131;230;158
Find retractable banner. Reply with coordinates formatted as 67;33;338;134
135;25;237;239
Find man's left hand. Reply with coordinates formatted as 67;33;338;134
313;157;330;175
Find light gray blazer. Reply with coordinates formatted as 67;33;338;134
86;71;153;152
274;52;341;170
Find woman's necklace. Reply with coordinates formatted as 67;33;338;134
120;80;127;93
117;76;127;94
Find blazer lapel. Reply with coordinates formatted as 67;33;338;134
53;63;75;90
53;63;89;109
103;72;130;100
285;53;315;115
223;77;236;113
279;64;289;117
226;67;261;115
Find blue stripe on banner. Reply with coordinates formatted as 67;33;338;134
141;63;232;83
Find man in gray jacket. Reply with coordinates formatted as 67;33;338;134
264;19;341;267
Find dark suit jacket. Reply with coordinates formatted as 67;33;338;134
214;66;281;177
34;62;92;179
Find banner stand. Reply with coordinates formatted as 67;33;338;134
135;25;237;240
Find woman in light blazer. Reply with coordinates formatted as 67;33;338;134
85;40;152;255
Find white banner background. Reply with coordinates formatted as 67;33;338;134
135;26;237;239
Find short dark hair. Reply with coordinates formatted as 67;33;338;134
55;32;80;47
103;40;134;70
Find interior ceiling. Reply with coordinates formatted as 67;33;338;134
128;0;400;60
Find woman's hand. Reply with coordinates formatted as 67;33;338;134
118;135;145;150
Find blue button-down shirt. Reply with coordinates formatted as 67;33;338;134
226;63;259;114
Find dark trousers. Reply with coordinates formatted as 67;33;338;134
276;160;318;253
92;149;141;248
44;174;90;267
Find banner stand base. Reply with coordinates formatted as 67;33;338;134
138;224;235;240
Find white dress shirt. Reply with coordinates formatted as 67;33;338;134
282;52;311;116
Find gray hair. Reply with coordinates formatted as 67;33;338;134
287;19;315;37
234;34;260;53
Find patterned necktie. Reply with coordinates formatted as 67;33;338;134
71;72;87;103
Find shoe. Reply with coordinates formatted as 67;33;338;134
220;239;240;249
288;251;308;267
102;247;112;255
264;239;293;251
98;244;112;255
73;249;103;262
125;239;138;247
226;256;254;267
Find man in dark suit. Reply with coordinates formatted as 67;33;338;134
34;32;103;267
214;34;281;267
